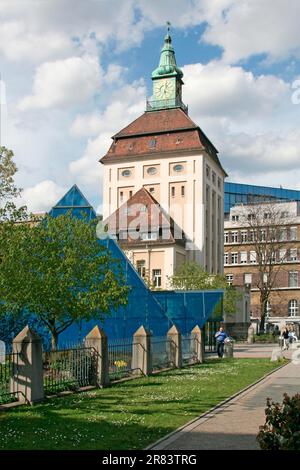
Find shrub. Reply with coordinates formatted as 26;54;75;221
257;393;300;450
253;333;275;343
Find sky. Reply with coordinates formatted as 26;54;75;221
0;0;300;214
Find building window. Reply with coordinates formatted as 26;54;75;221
224;253;229;265
231;231;238;243
218;177;221;190
147;166;157;175
290;249;298;262
224;232;229;243
149;187;155;194
141;232;158;241
289;271;298;288
241;231;248;243
181;185;185;197
152;269;162;288
250;251;257;264
248;213;256;221
226;274;233;286
279;249;287;262
249;230;255;242
129;190;133;198
231;253;238;264
171;186;175;197
290;227;297;241
173;164;183;172
232;215;239;222
279;228;287;241
120;191;124;203
289;299;298;317
149;138;157;149
121;169;131;177
260;229;266;242
206;165;210;179
136;260;146;278
244;273;252;285
212;172;216;185
240;252;247;264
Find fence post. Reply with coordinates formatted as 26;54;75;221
191;325;205;364
84;325;109;388
132;326;152;376
247;326;255;344
167;325;182;368
10;325;44;404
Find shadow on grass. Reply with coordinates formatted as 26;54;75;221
0;408;175;450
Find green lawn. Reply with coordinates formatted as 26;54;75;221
0;358;284;450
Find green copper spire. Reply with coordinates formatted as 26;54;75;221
152;23;183;79
147;23;187;113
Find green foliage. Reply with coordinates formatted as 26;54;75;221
169;262;241;314
0;146;27;223
0;212;129;347
253;333;275;343
257;393;300;450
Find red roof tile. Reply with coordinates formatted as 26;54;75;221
114;108;197;138
103;130;204;160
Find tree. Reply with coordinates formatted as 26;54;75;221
0;212;129;348
0;146;27;223
169;261;240;314
234;203;292;332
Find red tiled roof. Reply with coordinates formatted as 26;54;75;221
113;108;198;138
103;130;204;160
104;188;184;246
100;107;227;175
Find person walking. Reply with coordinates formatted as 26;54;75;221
215;327;228;358
282;327;290;350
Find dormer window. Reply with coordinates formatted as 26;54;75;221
149;138;156;149
121;169;131;177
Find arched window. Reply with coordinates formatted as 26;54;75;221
288;299;298;317
266;301;271;318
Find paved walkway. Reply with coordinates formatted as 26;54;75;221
149;345;300;450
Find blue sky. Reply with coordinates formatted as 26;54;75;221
0;0;300;213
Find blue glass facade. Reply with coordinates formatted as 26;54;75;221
225;182;300;215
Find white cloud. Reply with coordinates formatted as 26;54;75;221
222;129;300;174
203;0;300;63
18;55;102;110
21;180;67;213
183;62;289;123
0;21;73;62
69;80;146;187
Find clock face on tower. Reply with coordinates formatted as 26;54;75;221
154;78;175;100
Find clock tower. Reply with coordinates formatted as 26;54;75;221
147;25;187;112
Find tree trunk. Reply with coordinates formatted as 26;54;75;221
260;299;266;334
51;330;59;350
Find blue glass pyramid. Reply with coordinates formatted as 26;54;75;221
49;184;97;221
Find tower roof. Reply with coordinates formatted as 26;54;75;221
100;108;227;175
152;28;183;80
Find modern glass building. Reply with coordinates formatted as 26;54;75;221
225;182;300;215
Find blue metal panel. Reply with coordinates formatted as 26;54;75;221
225;182;300;214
